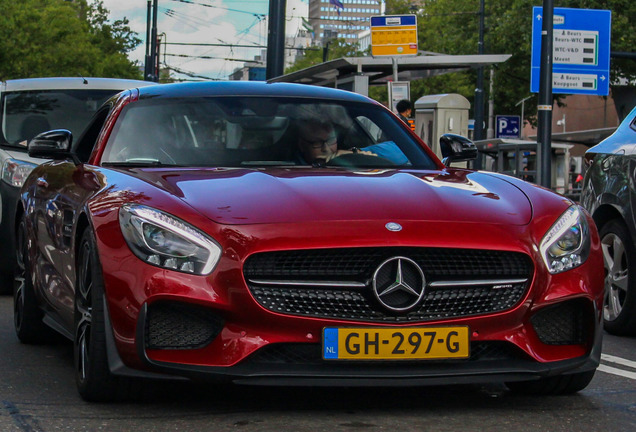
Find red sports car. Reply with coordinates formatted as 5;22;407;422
15;81;604;401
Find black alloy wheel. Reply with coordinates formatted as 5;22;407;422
74;228;133;402
14;215;51;344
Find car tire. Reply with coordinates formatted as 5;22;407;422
600;219;636;335
14;216;53;344
75;228;135;402
505;370;596;395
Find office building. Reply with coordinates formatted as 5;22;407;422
308;0;382;43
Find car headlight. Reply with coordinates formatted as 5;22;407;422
119;204;221;275
1;158;37;187
539;206;590;274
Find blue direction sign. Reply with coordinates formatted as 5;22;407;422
496;115;521;139
531;7;611;96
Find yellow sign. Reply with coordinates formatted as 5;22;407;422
370;15;418;57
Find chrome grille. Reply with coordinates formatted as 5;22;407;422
244;247;533;322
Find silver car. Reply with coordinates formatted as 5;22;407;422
581;105;636;335
0;77;155;294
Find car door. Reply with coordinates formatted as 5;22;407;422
30;107;111;330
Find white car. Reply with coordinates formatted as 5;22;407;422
0;77;155;294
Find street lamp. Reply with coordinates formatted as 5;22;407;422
556;114;566;133
515;95;533;138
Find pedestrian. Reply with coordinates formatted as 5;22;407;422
395;99;412;125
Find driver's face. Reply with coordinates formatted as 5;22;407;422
298;123;337;162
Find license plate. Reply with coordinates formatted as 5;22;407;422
322;326;470;360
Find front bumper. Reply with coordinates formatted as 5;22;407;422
119;299;603;386
95;218;605;386
99;292;604;387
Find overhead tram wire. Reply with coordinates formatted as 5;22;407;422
163;8;211;29
165;53;264;63
162;63;223;81
165;0;269;77
175;0;374;29
163;0;339;79
170;0;266;19
164;42;319;52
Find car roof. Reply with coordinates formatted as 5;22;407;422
585;105;636;155
136;81;376;104
1;77;155;92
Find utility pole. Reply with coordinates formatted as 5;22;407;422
266;0;286;80
537;0;553;188
472;0;486;169
144;0;159;82
151;0;159;82
145;1;152;80
487;67;494;139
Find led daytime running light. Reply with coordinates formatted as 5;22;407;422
539;206;589;274
120;204;221;274
542;206;579;253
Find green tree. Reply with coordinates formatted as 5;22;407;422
85;0;143;78
0;0;142;80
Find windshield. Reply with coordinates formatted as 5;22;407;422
101;96;437;169
1;89;118;149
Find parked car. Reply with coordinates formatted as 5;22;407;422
15;81;603;402
0;77;153;294
581;105;636;335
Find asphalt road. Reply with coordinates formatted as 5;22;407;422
1;294;635;432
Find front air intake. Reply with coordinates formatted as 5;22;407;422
531;299;590;345
145;302;224;350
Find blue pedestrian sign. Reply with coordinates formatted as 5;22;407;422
496;115;521;139
531;7;611;96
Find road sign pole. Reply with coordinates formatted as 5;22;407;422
472;0;486;170
149;0;159;82
266;0;287;80
537;0;553;188
144;0;152;80
392;58;398;82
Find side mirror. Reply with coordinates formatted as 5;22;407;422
439;134;477;166
28;129;75;162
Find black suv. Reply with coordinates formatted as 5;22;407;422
581;106;636;335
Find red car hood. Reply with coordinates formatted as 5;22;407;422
132;168;532;226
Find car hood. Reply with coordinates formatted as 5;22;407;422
129;168;532;226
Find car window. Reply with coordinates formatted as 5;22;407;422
101;96;436;169
73;105;113;163
0;89;119;149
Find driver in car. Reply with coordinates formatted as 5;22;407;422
295;118;373;165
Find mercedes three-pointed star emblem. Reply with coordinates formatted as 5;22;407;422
372;256;426;312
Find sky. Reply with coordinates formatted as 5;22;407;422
101;0;309;81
